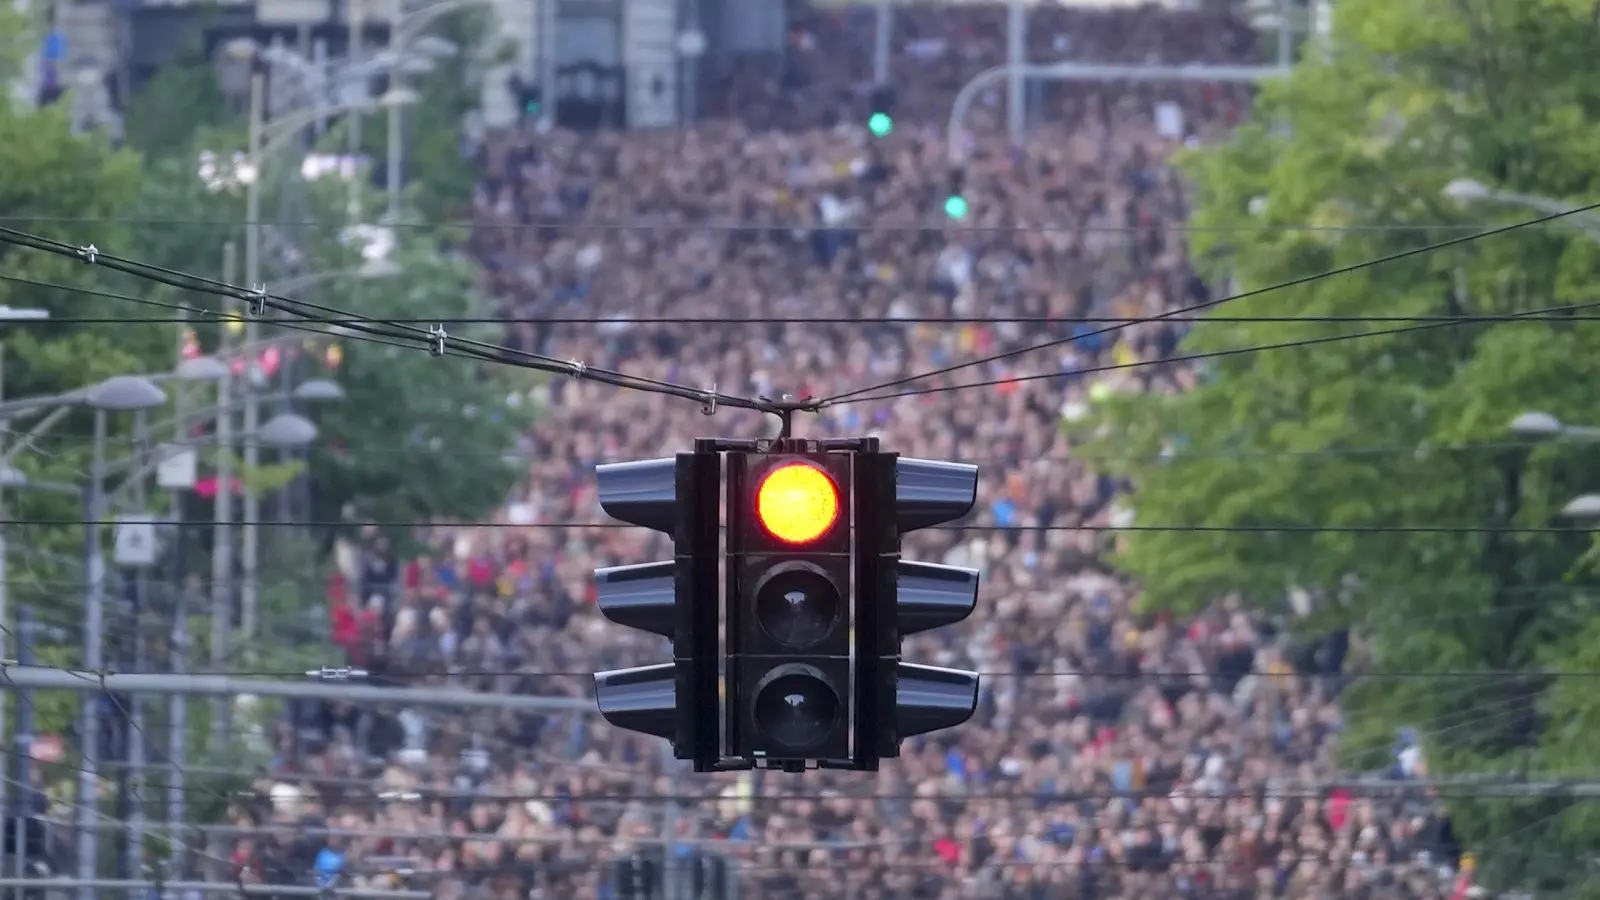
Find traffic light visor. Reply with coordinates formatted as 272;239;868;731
756;463;840;544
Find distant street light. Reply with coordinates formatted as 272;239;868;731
256;412;319;449
85;376;168;413
175;356;232;383
1443;179;1600;239
1560;494;1600;522
292;379;345;403
1442;179;1491;203
0;307;49;320
1510;411;1600;441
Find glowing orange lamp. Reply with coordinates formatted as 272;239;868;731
755;463;840;545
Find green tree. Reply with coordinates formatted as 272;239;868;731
1089;0;1600;891
291;212;534;538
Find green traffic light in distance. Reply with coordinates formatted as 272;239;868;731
868;112;893;137
944;195;969;220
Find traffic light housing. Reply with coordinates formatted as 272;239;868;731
725;450;855;766
593;437;979;773
858;454;982;760
944;166;969;220
868;85;895;137
591;449;721;770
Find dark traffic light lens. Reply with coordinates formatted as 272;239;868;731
754;673;841;752
755;563;842;648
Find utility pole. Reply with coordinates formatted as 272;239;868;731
872;0;891;86
211;241;237;750
1005;0;1026;147
241;68;265;646
347;0;367;222
168;306;191;876
125;412;151;880
76;412;107;900
11;607;37;895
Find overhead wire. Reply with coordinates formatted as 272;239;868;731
0;518;1592;533
819;201;1600;405
5;213;1600;236
20;311;1600;326
832;296;1600;403
0;227;767;415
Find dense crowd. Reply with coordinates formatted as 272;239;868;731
225;3;1475;899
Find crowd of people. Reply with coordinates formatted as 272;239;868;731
226;2;1477;898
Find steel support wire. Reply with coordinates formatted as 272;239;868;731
818;200;1600;405
0;227;766;414
830;295;1600;403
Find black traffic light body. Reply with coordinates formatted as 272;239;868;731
591;447;721;771
861;454;983;760
594;437;980;773
725;449;856;766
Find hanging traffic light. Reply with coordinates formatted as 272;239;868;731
725;447;856;769
857;453;982;760
944;166;968;220
868;85;896;137
591;446;722;771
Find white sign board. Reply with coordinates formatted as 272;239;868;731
155;443;198;490
114;514;158;567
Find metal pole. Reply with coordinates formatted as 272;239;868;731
0;341;7;833
126;414;150;881
241;68;265;646
165;541;188;878
76;411;107;900
1005;0;1026;148
660;746;679;900
539;0;557;130
2;667;596;711
347;0;366;221
386;86;403;221
210;242;237;749
946;63;1287;166
872;0;891;86
1276;0;1293;68
167;268;190;879
12;608;34;893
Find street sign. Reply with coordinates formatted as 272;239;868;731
155;443;198;490
113;514;158;567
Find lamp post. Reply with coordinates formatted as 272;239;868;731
1442;179;1600;240
74;375;168;900
237;74;415;652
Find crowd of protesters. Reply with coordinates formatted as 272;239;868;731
223;3;1479;899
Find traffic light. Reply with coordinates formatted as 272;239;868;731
868;85;895;137
944;166;969;220
591;447;722;770
857;453;982;760
725;449;856;768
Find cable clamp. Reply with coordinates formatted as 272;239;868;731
569;359;587;378
427;324;448;358
701;383;718;416
77;244;99;265
246;285;268;317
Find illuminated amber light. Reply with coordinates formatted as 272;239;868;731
756;463;840;545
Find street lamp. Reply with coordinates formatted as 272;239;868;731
176;356;232;383
1560;494;1600;522
75;374;167;900
1443;179;1600;238
0;307;49;321
292;380;345;402
257;411;319;448
1510;412;1600;441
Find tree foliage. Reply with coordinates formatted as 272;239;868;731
1088;0;1600;890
